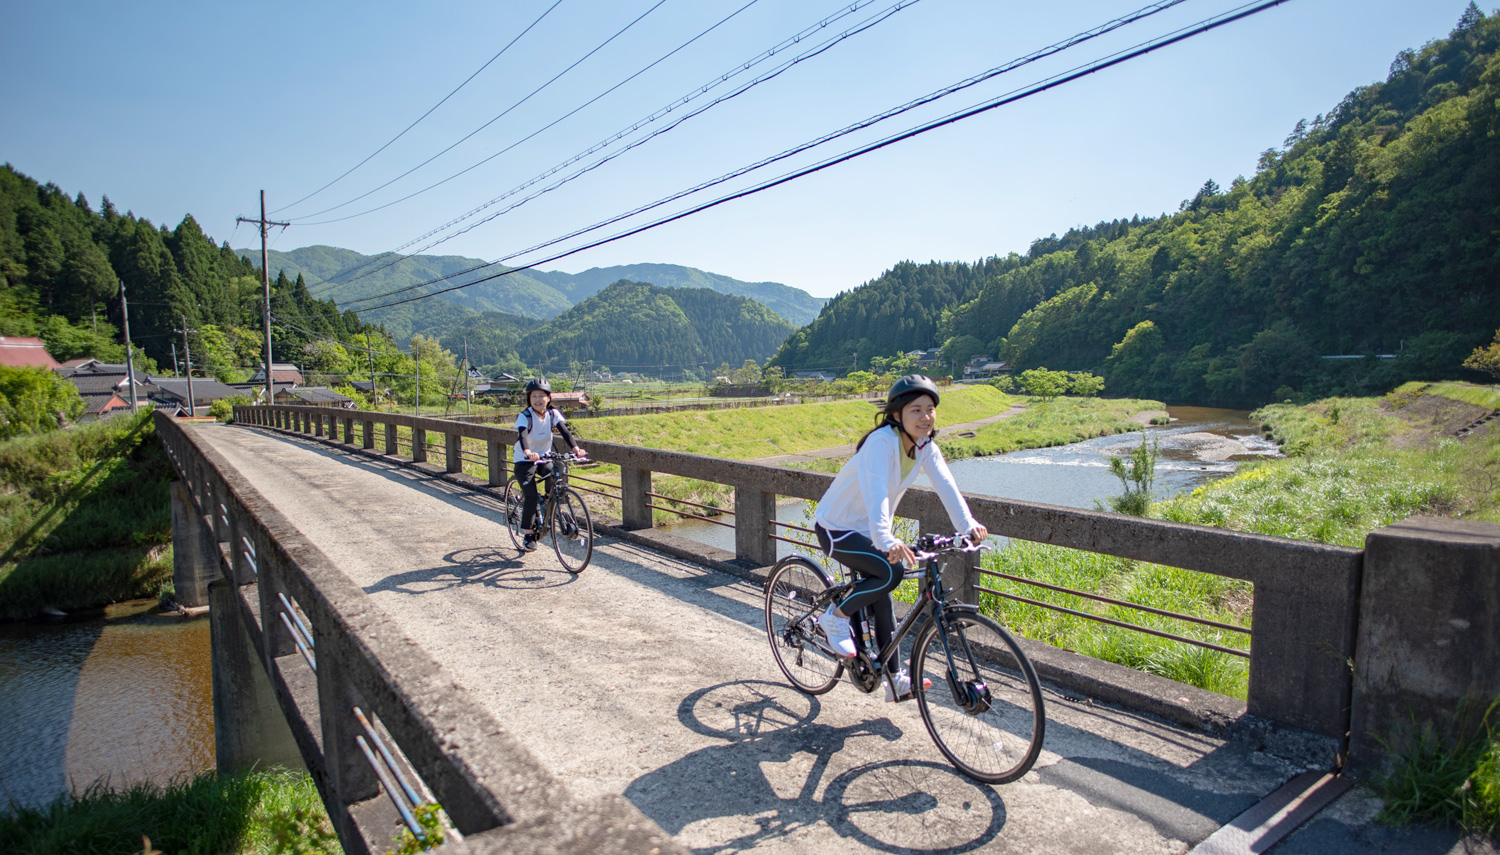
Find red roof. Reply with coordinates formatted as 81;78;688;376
0;337;60;370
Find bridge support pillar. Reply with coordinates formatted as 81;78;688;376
412;427;427;463
621;467;653;530
171;480;220;608
342;415;354;444
384;422;398;455
446;432;463;474
734;486;777;567
363;418;375;449
1347;517;1500;778
487;438;506;486
209;579;304;775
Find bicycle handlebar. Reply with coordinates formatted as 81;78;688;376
911;532;991;561
535;451;586;462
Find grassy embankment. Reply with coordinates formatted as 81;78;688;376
1;768;341;855
972;382;1500;705
0;410;175;621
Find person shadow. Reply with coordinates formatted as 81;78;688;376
624;680;1007;854
362;546;580;596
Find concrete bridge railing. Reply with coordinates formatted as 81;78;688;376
160;411;690;855
230;404;1500;780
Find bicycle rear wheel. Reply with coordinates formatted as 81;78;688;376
764;557;842;694
501;477;527;552
551;488;593;573
912;611;1044;784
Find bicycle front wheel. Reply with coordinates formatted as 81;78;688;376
764;557;842;695
501;477;527;552
912;611;1044;784
551;488;593;573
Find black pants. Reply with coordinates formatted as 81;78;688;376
513;460;554;531
817;525;901;669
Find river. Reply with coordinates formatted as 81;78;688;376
663;405;1279;559
0;405;1272;811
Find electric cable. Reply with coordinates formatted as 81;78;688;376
346;0;1294;314
274;0;567;214
287;0;670;223
306;0;903;295
335;0;1192;307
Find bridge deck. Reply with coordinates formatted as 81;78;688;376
195;423;1470;854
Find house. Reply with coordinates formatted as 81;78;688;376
907;348;945;369
0;336;61;370
56;359;149;419
549;391;591;412
963;359;1009;379
142;374;244;416
274;386;354;408
792;370;838;383
249;363;306;386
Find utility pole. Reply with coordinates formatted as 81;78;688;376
414;352;420;417
463;338;471;416
368;345;377;410
119;280;138;413
171;341;180;377
179;314;196;416
237;191;288;406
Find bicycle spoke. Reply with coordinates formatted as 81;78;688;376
502;478;527;552
764;559;842;695
913;613;1044;784
552;488;593;573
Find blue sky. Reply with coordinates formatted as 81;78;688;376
0;0;1478;300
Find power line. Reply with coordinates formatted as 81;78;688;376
308;0;909;296
273;0;567;214
334;0;1196;310
295;0;764;231
345;0;1295;315
285;0;670;223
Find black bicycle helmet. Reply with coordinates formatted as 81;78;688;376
524;378;552;395
885;374;940;408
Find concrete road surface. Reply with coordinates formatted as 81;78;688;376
193;423;1489;854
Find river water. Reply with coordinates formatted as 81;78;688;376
664;405;1279;559
0;405;1273;811
0;600;214;810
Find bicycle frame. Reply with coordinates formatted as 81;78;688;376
799;539;988;694
520;453;576;529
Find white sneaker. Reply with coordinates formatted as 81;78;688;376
885;669;931;702
818;611;856;657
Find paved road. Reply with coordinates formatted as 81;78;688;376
194;423;1486;855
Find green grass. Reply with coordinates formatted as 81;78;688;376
0;768;339;855
1427;382;1500;412
940;395;1163;458
1376;713;1500;839
0;411;176;620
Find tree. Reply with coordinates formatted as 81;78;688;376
1103;433;1159;516
987;375;1016;393
1068;371;1105;397
731;358;763;386
940;335;984;369
1464;329;1500;379
1017;367;1068;400
0;366;85;437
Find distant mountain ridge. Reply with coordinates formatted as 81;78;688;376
239;246;826;327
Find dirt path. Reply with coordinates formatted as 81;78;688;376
754;404;1028;466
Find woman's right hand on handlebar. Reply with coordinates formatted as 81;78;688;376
525;449;540;462
887;542;917;567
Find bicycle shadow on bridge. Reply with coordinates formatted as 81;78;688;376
362;545;582;596
624;680;1009;854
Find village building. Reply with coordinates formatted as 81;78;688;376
0;336;62;370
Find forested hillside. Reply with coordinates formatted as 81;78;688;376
0;166;371;377
774;7;1500;406
529;263;826;326
517;280;796;376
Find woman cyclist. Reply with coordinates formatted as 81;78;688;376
814;374;988;701
513;378;586;551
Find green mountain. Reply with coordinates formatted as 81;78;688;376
773;7;1500;406
517;280;797;376
240;248;825;333
527;263;826;326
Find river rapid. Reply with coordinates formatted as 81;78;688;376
0;406;1275;811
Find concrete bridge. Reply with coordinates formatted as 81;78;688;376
159;406;1500;854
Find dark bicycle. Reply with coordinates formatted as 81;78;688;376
763;534;1045;784
502;451;594;573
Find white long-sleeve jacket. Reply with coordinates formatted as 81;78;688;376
813;425;979;552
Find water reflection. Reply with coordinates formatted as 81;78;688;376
0;600;214;810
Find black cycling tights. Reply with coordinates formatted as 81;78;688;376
816;525;901;669
513;460;554;531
